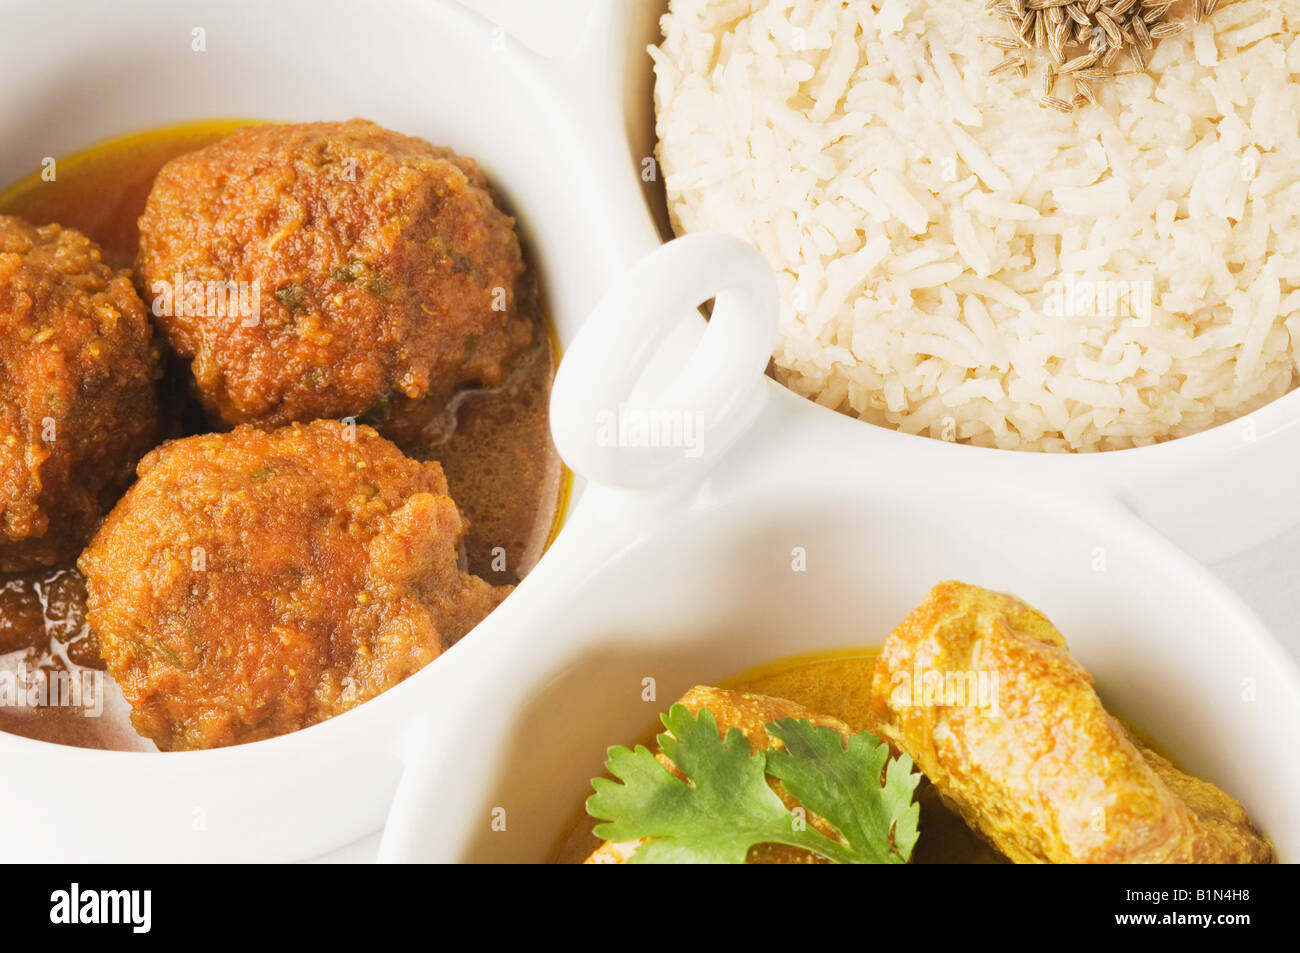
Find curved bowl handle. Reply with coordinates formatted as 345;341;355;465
550;233;779;491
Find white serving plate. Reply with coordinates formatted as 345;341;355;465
0;0;1295;864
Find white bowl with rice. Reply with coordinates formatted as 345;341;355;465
634;0;1300;560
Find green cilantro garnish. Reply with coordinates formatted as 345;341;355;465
766;717;921;863
587;703;922;864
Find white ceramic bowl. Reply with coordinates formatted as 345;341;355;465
377;228;1300;863
600;0;1300;566
0;0;1296;863
0;0;639;862
387;414;1300;862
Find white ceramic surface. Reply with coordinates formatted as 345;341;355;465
0;0;1296;865
550;232;779;489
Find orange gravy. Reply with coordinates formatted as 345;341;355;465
0;120;568;750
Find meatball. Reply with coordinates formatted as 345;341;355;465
136;119;535;448
78;420;507;751
0;215;159;572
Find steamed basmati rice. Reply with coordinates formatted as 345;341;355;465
651;0;1300;451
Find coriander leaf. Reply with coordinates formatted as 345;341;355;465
766;718;922;864
586;705;919;864
588;704;799;864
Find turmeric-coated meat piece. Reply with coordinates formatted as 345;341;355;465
868;581;1273;864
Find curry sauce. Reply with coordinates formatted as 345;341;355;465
727;650;1006;864
0;120;567;750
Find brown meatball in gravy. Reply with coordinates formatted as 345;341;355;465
136;119;535;447
79;419;506;751
0;215;158;572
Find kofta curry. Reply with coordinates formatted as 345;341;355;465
562;583;1272;865
0;119;564;750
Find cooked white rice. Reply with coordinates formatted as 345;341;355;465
650;0;1300;451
